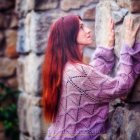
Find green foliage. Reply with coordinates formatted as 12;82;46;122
0;82;20;140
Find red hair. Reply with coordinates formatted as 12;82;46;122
42;15;82;123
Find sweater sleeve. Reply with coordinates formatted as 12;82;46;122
89;46;115;75
80;43;140;103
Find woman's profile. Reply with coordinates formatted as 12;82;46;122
42;15;140;140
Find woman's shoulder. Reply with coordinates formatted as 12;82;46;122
64;61;93;76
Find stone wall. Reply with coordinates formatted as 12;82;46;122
16;0;99;139
0;0;18;139
95;0;140;140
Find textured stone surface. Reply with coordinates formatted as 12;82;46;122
83;7;96;20
117;0;140;13
95;1;116;47
17;53;44;94
0;31;4;56
60;0;98;11
7;77;18;88
30;11;52;53
34;0;59;10
9;14;18;28
25;13;31;53
108;105;140;140
0;13;5;28
5;30;18;58
22;53;44;95
0;13;18;29
127;78;140;102
17;19;30;53
0;0;15;11
17;56;25;92
0;58;17;78
18;93;42;139
15;0;28;17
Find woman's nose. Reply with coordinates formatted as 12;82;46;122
85;27;91;34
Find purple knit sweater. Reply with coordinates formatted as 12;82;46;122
45;43;140;140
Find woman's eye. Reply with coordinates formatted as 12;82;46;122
80;25;84;29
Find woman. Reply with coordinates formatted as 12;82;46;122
42;15;140;140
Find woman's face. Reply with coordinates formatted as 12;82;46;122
77;20;93;49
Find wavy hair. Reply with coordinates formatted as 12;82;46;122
42;15;82;123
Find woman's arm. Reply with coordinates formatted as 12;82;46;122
89;46;115;74
80;43;140;103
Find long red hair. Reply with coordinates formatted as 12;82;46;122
42;15;82;123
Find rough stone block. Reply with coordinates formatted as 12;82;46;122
18;93;42;139
24;53;44;95
95;1;122;47
0;0;15;11
17;56;25;92
17;53;44;95
0;58;17;78
30;11;52;54
0;13;5;28
24;13;31;53
108;105;140;140
60;0;99;11
17;18;31;53
5;29;18;58
117;0;140;13
83;7;96;20
34;0;59;10
0;31;4;56
9;13;18;28
127;78;140;102
20;134;32;140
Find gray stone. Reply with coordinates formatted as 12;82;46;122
17;53;44;95
15;0;27;17
30;11;52;54
60;0;98;11
108;105;140;140
20;134;32;140
18;93;42;139
95;1;114;47
112;8;128;23
127;78;140;102
25;13;31;53
17;18;31;53
23;53;44;95
17;56;25;92
34;0;59;10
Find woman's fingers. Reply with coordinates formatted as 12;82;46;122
108;17;113;30
124;16;140;47
133;23;140;37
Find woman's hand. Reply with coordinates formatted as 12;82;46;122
124;16;140;47
106;18;115;48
